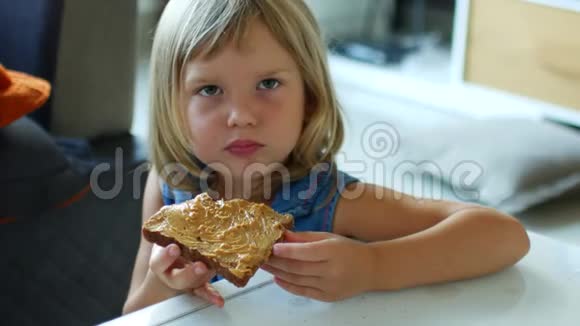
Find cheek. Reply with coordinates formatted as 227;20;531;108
185;101;224;152
263;87;304;121
186;98;221;132
262;91;304;142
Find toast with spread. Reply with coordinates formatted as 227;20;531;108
142;193;294;287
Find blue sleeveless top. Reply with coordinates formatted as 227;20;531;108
159;164;359;283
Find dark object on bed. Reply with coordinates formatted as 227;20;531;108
0;117;89;217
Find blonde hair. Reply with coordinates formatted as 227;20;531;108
149;0;344;193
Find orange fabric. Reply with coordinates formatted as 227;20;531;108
0;217;17;225
53;184;91;209
0;64;51;127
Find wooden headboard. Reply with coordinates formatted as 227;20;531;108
465;0;580;112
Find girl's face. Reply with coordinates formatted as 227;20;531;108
183;19;305;180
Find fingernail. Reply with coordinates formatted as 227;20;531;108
169;245;179;257
195;265;206;275
273;244;281;255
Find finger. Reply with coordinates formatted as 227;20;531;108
169;261;216;290
168;256;188;269
283;230;336;243
193;283;225;308
264;256;325;277
273;276;329;302
272;241;330;261
261;264;321;289
149;244;181;275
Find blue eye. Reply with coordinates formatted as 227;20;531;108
257;79;280;90
198;85;223;97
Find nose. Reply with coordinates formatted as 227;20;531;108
226;97;258;128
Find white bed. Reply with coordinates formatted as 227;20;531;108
337;84;580;248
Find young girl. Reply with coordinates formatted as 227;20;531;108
123;0;530;314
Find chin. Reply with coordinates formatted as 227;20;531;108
232;159;288;179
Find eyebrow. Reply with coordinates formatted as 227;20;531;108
184;68;293;89
184;76;212;88
256;69;292;78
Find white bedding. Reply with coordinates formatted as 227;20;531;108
337;84;580;248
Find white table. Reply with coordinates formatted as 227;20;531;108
103;232;580;326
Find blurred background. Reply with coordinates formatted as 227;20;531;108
1;0;579;325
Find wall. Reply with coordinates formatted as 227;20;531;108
52;0;138;138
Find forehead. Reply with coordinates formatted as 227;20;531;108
188;19;297;69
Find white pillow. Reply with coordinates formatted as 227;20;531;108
398;118;580;214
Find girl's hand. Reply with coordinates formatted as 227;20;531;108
149;243;225;308
261;230;376;302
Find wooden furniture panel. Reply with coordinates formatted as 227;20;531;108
465;0;580;111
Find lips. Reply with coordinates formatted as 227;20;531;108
225;139;264;156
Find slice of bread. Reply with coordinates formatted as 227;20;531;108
142;193;294;287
